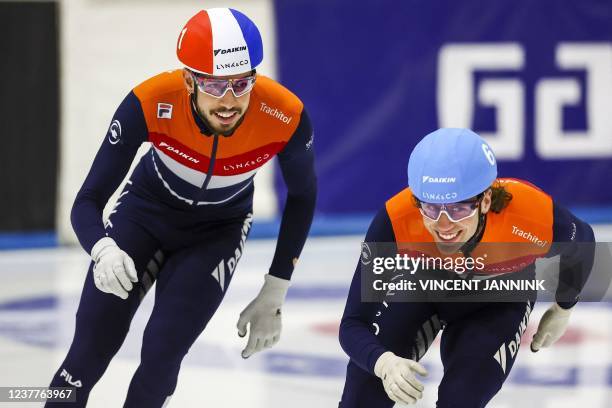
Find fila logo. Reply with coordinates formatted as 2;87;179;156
60;368;82;388
211;214;252;292
157;103;173;119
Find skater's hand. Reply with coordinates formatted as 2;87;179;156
531;303;573;352
374;351;428;405
237;274;290;358
91;237;138;300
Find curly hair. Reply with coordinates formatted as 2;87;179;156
489;182;513;213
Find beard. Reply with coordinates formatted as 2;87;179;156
206;109;246;136
190;93;247;137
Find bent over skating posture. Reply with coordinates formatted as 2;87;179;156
338;128;594;407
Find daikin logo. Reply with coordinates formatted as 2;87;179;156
211;214;252;292
422;176;456;183
214;46;247;56
158;142;200;164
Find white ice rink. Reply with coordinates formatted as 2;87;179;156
1;232;611;407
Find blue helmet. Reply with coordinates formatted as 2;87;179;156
408;128;497;203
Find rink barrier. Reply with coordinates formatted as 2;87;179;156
1;207;612;249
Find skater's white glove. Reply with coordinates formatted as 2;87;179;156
91;237;138;300
237;274;290;358
531;303;573;352
374;351;428;405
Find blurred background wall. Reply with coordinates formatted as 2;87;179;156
1;0;611;247
274;0;612;218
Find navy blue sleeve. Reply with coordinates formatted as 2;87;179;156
70;91;148;254
268;108;317;280
546;201;596;309
339;207;396;374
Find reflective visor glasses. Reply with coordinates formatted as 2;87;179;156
418;198;482;222
191;71;256;98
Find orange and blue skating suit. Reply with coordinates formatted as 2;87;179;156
338;178;595;407
71;70;316;279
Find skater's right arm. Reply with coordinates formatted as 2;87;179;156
339;207;396;374
71;91;148;254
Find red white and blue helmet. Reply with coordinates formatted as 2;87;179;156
176;8;263;76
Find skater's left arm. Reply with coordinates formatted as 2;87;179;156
339;208;396;373
531;201;596;352
269;108;317;280
548;202;596;308
236;109;317;358
337;208;429;404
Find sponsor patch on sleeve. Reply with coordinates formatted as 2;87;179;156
157;103;173;119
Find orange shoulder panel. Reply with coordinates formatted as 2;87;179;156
132;70;185;103
385;188;433;243
133;70;213;155
468;178;553;272
251;75;304;117
214;75;304;159
481;178;553;245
